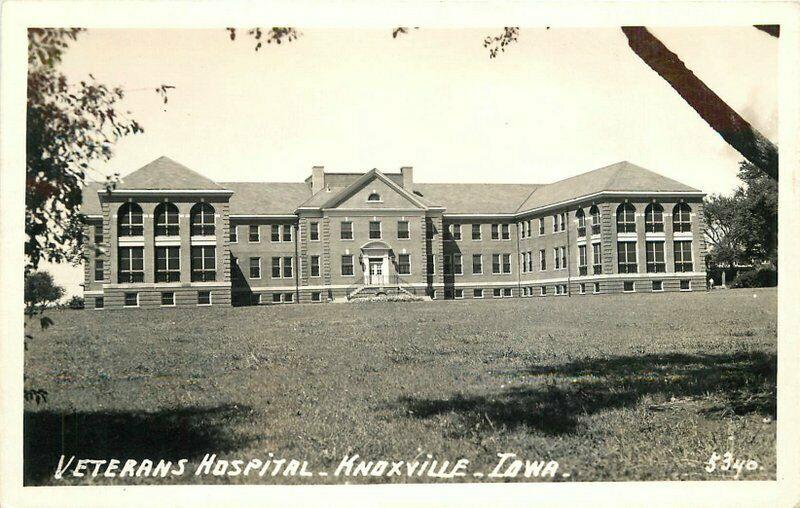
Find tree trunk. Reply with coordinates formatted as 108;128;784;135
621;26;778;181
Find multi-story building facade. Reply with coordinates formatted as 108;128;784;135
81;156;707;309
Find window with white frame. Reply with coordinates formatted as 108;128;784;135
197;290;211;305
250;257;261;279
553;214;559;233
579;283;586;294
553;248;560;270
230;225;238;243
310;221;319;241
646;241;666;273
674;241;693;272
592;242;603;274
617;241;637;273
282;256;293;278
452;253;462;275
501;224;510;240
590;205;601;235
539;249;546;271
154;202;179;236
161;292;175;306
95;297;104;309
190;203;215;236
540;286;547;296
310;255;320;277
623;281;635;292
94;259;104;282
397;221;409;239
282;225;292;242
118;246;144;283
576;208;586;237
473;288;483;298
124;292;138;307
560;212;566;231
397;254;411;275
491;224;499;240
472;224;482;240
341;221;353;240
673;203;692;232
249;225;260;242
492;254;501;274
593;282;600;294
271;257;281;278
538;217;545;235
118;202;144;237
560;246;566;269
652;280;663;291
94;223;104;245
472;254;483;274
341;255;354;276
493;288;502;297
271;224;280;242
501;253;511;273
578;244;588;275
645;203;664;232
616;203;636;233
155;246;180;282
680;279;691;291
449;223;461;241
455;289;464;299
369;221;381;239
190;246;216;281
503;288;512;297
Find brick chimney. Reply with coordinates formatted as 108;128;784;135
400;166;413;192
311;166;325;194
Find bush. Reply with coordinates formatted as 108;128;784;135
67;295;85;309
732;267;778;288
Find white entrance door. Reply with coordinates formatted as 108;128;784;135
369;258;385;285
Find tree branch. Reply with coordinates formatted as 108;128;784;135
621;26;778;181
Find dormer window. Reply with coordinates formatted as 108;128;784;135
367;192;381;202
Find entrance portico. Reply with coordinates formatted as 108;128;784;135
360;241;392;286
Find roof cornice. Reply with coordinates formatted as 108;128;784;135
99;189;234;196
515;190;705;216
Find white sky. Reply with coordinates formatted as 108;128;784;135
43;27;778;297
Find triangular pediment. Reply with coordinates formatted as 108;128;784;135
116;156;226;191
319;169;428;210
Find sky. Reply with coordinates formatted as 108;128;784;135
41;27;778;297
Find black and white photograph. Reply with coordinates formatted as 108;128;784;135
1;1;798;506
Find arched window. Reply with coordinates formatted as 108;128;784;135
575;208;586;237
154;202;180;236
589;205;601;235
673;203;692;232
616;203;636;233
367;192;381;202
644;203;664;233
190;202;215;236
117;202;143;237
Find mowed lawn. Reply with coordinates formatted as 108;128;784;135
24;288;776;484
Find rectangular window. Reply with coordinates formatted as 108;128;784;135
397;254;411;275
369;221;381;239
491;224;499;240
455;289;464;299
652;280;663;291
646;241;666;273
155;246;180;282
310;255;320;277
473;288;483;298
593;282;601;294
94;297;104;309
518;222;525;239
448;224;461;241
250;257;261;279
124;292;138;307
674;241;693;272
283;256;293;278
492;254;501;274
284;293;294;303
230;225;238;243
252;293;262;305
680;279;691;291
503;288;512;297
560;246;567;270
592;242;603;275
502;253;511;274
197;291;211;305
271;224;280;242
94;223;104;245
272;293;282;303
94;259;104;282
579;283;586;294
271;257;281;278
560;212;566;231
493;288;502;298
540;286;547;296
527;251;534;273
453;254;462;275
623;281;635;292
501;224;510;240
397;221;409;239
553;214;559;233
521;253;527;274
310;222;319;241
472;224;482;240
578;245;587;276
539;218;545;235
282;225;292;242
554;248;560;270
426;221;436;239
526;220;532;237
341;221;353;240
190;246;216;282
118;246;144;283
539;249;546;271
161;292;175;306
342;255;354;276
311;291;321;302
249;225;260;242
617;241;637;274
427;254;435;274
472;254;483;274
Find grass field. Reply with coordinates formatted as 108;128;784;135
24;288;777;484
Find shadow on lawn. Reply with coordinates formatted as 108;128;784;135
24;404;253;485
399;351;776;436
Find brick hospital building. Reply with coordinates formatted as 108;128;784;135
81;157;707;309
